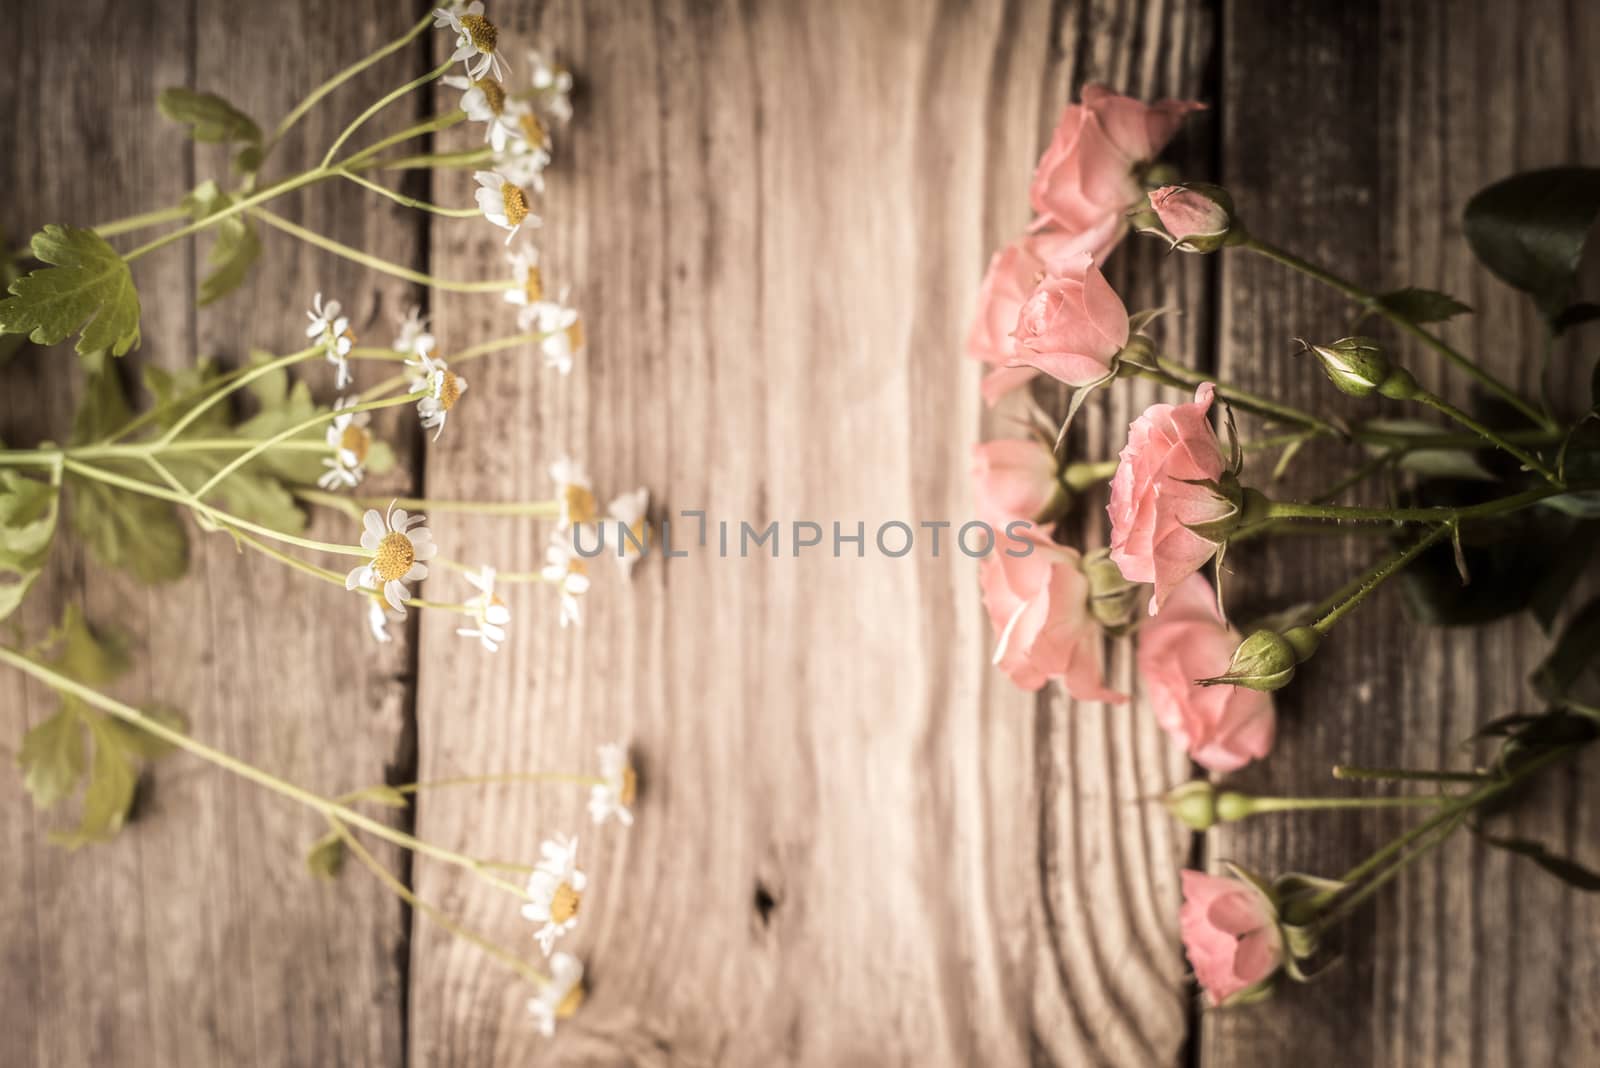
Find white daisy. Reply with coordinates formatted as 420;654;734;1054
434;2;507;81
405;351;468;441
441;73;518;152
474;169;537;243
518;296;583;375
367;598;402;643
344;504;438;615
393;305;435;358
503;245;544;312
527;952;585;1037
456;565;511;651
526;47;574;124
548;456;597;528
605;488;649;579
541;530;591;628
588;743;636;827
495;139;550;195
318;398;373;490
521;834;587;955
306;292;356;389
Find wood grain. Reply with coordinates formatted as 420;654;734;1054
1205;1;1600;1064
0;2;426;1065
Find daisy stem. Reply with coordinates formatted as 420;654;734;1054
156;346;323;445
60;457;368;557
230;529;349;587
266;11;434;155
340;109;468;170
363;147;497;173
394;773;607;793
325;818;553;988
332;168;482;218
91;204;190;239
249;207;513;292
299;489;563;518
359;331;548;399
0;645;538;906
189;392;423;501
320;59;456;170
1241;236;1551;428
123;168;333;262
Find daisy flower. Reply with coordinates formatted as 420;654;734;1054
318;398;373;490
367;598;402;644
306;292;356;389
527;47;574;124
406;351;468;440
603;488;650;579
549;456;598;528
527;952;585;1037
442;73;518;152
588;743;637;827
434;2;507;81
345;504;438;615
516;296;583;375
393;305;435;358
496;140;550;195
456;565;511;652
541;530;591;628
522;834;587;955
503;245;543;311
474;170;537;243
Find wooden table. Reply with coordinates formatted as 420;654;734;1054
3;1;1598;1064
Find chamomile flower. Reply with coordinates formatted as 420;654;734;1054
503;245;544;312
522;834;587;955
522;299;584;375
527;952;585;1037
406;351;468;440
367;598;402;643
588;743;637;827
526;47;574;124
474;170;537;243
541;531;590;628
605;488;650;579
434;2;507;81
345;504;437;615
496;140;549;195
306;292;356;389
393;305;435;358
318;398;373;490
442;73;518;152
549;456;598;528
456;565;511;652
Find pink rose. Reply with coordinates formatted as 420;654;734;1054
1179;869;1283;1005
1011;252;1129;388
1107;382;1234;613
1029;84;1205;257
966;239;1045;404
1137;573;1274;772
980;541;1126;703
971;439;1058;525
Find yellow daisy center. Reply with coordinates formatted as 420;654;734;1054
550;882;581;925
338;423;371;464
564;484;598;525
519;111;547;147
341;327;357;345
618;765;637;807
475;77;506;114
522;266;544;304
373;531;415;583
499;182;529;226
564;319;585;353
555;981;585;1020
438;370;463;411
623;519;648;554
460;14;498;54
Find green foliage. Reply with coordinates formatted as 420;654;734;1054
0;468;60;622
1478;830;1600;892
1532;595;1600;706
1373;286;1472;325
0;225;141;361
1464;166;1600;322
343;784;409;808
305;832;345;880
0;229;26;366
181;181;261;307
15;606;184;848
158;87;262;146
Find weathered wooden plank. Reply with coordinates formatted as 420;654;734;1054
0;2;425;1064
408;1;1209;1064
1206;1;1600;1064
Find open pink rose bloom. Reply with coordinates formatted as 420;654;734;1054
1137;573;1274;771
980;542;1126;703
970;439;1058;526
1010;252;1130;388
1108;382;1234;614
1179;869;1284;1005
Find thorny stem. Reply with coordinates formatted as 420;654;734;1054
1130;362;1342;437
1263;482;1598;526
1333;765;1490;784
1413;389;1562;486
1310;523;1454;635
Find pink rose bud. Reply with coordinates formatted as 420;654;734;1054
971;439;1062;526
1147;183;1235;252
1179;869;1284;1006
980;541;1127;703
1107;382;1238;613
1029;84;1205;260
1136;573;1275;772
1011;252;1131;388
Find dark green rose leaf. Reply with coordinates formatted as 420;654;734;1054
1479;830;1600;892
1553;301;1600;336
1374;286;1472;324
1464;166;1600;321
1532;594;1600;705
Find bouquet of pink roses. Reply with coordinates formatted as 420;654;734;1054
970;85;1600;1007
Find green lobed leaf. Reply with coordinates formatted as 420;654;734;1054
1373;286;1472;324
1532;594;1600;705
305;832;345;880
48;712;138;849
100;704;188;762
234;354;329;486
157;87;262;145
1479;831;1600;892
1464;166;1600;321
181;181;261;306
0;469;60;623
0;225;141;360
17;707;86;809
0;228;26;366
40;604;132;685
